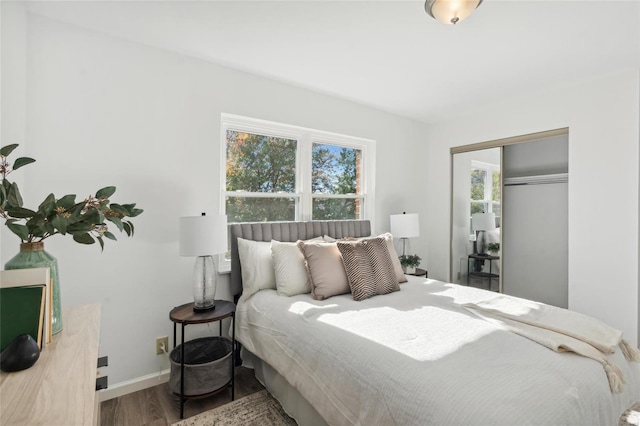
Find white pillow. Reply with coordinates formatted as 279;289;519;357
378;232;408;283
237;238;276;298
271;240;311;296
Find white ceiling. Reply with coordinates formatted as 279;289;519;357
25;1;640;124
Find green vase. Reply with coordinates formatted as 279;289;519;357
4;242;62;335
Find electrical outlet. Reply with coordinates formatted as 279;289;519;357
156;336;169;355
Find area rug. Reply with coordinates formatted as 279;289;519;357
172;389;297;426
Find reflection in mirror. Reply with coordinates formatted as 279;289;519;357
451;148;501;291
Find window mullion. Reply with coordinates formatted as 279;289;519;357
299;134;312;221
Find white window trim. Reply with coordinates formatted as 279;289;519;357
218;113;376;272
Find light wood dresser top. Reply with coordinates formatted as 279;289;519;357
0;304;101;425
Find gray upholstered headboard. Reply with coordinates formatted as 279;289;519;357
229;220;371;297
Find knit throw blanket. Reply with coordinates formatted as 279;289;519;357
463;296;640;393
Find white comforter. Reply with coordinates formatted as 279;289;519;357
236;277;640;425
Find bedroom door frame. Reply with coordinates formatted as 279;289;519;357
449;127;569;294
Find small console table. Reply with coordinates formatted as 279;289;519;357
169;300;236;419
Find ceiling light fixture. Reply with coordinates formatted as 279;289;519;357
424;0;483;25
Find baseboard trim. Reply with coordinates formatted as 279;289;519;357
100;369;170;402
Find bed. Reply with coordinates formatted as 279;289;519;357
229;220;640;425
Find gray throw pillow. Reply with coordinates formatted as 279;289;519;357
297;241;350;300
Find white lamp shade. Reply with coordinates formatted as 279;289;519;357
425;0;483;25
179;214;228;256
472;212;496;232
390;213;420;238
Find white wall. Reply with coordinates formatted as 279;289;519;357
0;1;28;263
426;69;640;345
0;11;430;386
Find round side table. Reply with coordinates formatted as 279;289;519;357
169;300;236;419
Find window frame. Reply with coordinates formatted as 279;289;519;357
219;113;376;270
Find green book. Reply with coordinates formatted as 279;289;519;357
0;286;46;352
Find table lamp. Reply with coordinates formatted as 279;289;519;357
179;213;228;312
471;212;495;255
390;212;420;256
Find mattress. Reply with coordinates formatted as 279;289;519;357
235;276;640;425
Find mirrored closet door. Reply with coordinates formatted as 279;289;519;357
450;129;569;308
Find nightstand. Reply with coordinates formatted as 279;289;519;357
467;254;499;289
169;300;236;419
407;268;428;277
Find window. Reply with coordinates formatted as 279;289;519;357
225;131;298;223
221;113;375;225
312;144;363;220
470;160;500;232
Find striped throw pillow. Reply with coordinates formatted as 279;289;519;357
337;237;400;301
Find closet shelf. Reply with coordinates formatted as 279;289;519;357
503;173;568;186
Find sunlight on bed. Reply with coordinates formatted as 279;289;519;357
289;302;497;361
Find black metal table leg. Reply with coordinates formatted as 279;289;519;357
180;323;185;419
489;260;493;291
231;312;235;400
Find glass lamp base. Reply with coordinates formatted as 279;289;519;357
193;303;216;313
193;255;217;313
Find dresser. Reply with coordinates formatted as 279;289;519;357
0;304;102;425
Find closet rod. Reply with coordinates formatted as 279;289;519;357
504;173;568;186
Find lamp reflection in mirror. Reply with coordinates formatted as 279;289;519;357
390;212;420;257
179;213;228;312
471;212;495;255
424;0;483;25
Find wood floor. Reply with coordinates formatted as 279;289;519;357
100;367;264;426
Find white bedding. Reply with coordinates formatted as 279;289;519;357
236;277;640;425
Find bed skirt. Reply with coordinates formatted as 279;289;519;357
242;348;328;426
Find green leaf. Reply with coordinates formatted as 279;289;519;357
96;186;116;199
121;204;143;217
56;194;76;209
12;157;36;170
29;226;46;238
123;221;131;237
0;185;5;206
6;222;29;240
70;223;93;232
73;233;95;244
43;223;55;235
106;216;124;232
51;215;68;235
0;144;19;157
109;203;128;215
26;213;45;227
103;231;117;241
6;207;37;218
129;208;143;218
38;193;56;217
79;209;99;225
67;202;85;220
97;236;104;252
7;182;23;208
